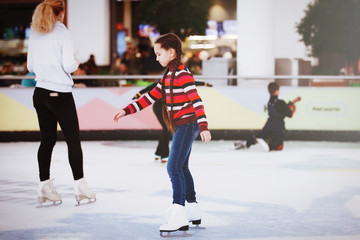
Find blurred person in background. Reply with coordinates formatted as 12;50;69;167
234;82;301;152
0;62;16;87
0;62;15;75
84;54;98;75
21;72;36;87
72;63;98;87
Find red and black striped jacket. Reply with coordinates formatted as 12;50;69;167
123;61;209;133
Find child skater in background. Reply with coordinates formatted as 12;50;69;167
114;33;211;233
27;0;95;207
234;82;301;151
132;81;212;163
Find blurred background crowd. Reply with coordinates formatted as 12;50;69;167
1;0;360;88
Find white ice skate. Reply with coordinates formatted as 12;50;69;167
37;179;62;208
74;178;96;206
186;202;201;226
256;138;270;152
159;204;189;234
234;140;247;150
160;156;168;163
155;154;168;163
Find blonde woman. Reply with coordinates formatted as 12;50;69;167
27;0;95;207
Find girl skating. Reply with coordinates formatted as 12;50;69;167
114;33;211;233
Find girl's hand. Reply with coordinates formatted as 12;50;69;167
114;110;126;123
200;130;211;144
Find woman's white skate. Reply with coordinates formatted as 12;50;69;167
37;179;62;208
74;178;96;206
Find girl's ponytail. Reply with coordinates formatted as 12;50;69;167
160;68;176;133
155;33;183;133
167;52;181;133
31;0;65;33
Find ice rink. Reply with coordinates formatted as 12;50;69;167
0;140;360;240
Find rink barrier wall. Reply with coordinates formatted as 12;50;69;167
0;130;359;142
0;83;360;142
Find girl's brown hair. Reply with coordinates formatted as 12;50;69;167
155;33;183;133
31;0;65;33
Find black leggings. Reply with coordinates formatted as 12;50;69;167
153;100;170;158
33;87;84;181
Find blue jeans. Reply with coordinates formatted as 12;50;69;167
167;121;200;206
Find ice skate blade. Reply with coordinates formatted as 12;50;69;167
75;196;96;207
160;225;189;233
36;199;62;208
38;196;62;203
160;228;192;238
190;225;206;230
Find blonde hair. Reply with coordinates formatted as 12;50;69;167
31;0;65;33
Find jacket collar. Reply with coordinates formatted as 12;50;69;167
168;59;184;72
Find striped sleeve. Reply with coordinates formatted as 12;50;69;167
180;73;209;132
123;82;163;115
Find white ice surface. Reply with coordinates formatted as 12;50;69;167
0;140;360;240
